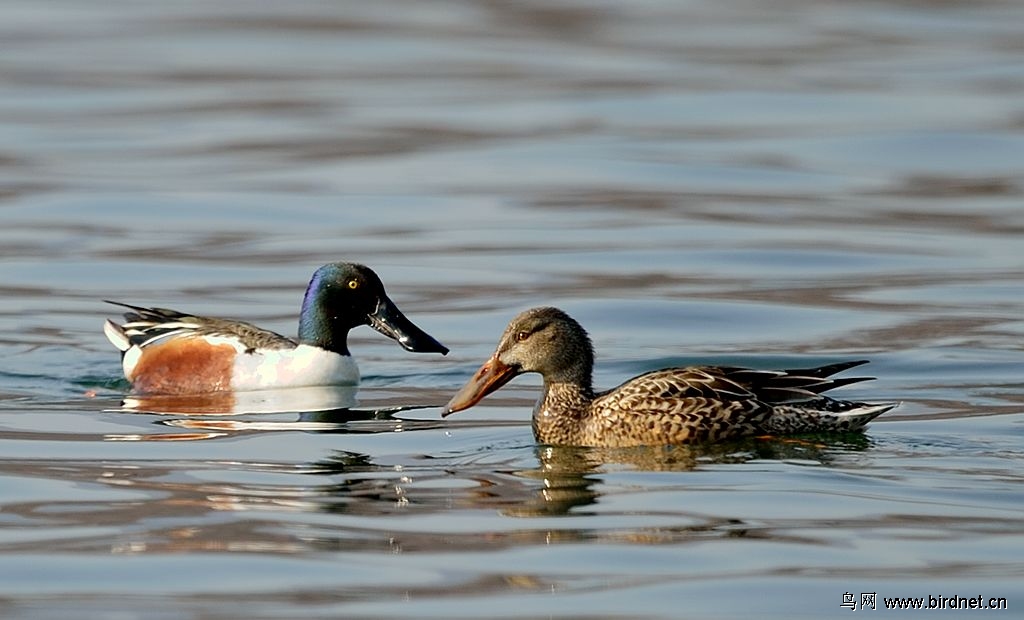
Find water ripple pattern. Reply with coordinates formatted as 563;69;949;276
0;1;1023;618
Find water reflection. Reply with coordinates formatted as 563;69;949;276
502;436;875;517
117;385;361;416
105;385;444;440
129;407;444;440
0;429;1016;569
2;0;1024;612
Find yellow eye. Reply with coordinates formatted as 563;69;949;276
515;330;529;342
347;279;359;289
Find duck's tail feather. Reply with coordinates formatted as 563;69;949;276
782;360;870;378
763;399;898;434
105;300;191;324
103;319;131;352
723;360;878;404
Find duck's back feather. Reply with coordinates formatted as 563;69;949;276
597;360;872;406
568;361;886;446
105;301;296;352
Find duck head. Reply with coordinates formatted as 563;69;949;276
298;262;448;356
443;307;592;416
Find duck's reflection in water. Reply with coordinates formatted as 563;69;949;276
15;431;880;557
498;435;874;517
117;385;361;416
105;385;443;441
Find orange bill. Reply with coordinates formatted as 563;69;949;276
442;356;518;416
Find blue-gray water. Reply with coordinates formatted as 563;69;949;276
1;1;1023;618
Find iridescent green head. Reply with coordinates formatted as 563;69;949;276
297;262;448;356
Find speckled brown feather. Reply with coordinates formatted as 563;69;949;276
533;364;888;447
446;307;898;447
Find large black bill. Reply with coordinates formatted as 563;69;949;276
367;297;449;355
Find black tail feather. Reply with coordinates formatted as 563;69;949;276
782;360;870;378
105;300;190;323
721;360;876;404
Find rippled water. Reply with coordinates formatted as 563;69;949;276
2;1;1023;618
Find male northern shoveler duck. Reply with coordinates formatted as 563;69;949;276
104;262;448;395
443;307;896;447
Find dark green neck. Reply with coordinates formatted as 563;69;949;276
297;273;351;355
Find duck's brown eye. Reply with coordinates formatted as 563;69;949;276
347;279;360;289
515;330;530;342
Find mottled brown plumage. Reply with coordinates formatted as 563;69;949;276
444;307;897;447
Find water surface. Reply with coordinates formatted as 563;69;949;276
1;1;1023;618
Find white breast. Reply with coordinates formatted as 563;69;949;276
230;344;359;391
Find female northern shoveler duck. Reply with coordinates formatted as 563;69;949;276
443;307;896;447
104;262;448;395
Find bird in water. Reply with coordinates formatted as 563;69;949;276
443;306;896;447
104;262;447;395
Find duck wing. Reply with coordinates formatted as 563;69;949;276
587;367;769;444
583;361;879;445
711;360;873;404
593;359;873;418
106;301;296;352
